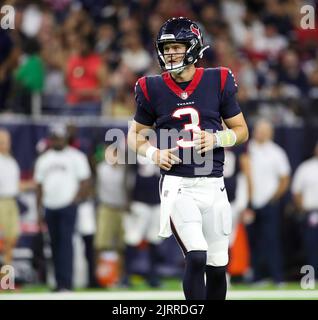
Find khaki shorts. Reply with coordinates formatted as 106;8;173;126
94;204;125;251
0;198;20;239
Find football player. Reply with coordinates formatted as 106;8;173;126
127;17;249;300
123;154;162;287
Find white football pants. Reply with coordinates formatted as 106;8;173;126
124;201;162;246
160;175;232;266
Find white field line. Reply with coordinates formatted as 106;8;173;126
1;290;318;300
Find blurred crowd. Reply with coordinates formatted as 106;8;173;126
0;0;318;117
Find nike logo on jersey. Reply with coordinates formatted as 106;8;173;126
220;186;226;192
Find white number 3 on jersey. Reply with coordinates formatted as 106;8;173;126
172;107;201;148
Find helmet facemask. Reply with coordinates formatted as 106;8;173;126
157;41;189;74
156;18;210;74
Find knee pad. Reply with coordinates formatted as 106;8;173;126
185;250;207;269
207;252;228;267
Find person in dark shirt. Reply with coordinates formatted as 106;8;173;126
127;17;249;300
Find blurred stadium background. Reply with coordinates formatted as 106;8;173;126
1;0;318;299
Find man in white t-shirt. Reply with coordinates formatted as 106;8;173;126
244;119;290;284
95;144;129;286
292;142;318;277
0;129;20;267
34;124;91;291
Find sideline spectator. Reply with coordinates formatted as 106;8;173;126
292;142;318;278
0;28;19;113
123;155;163;288
0;129;20;268
244;119;290;285
65;35;108;116
13;37;45;114
34;123;91;291
95;144;129;285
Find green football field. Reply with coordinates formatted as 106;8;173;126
1;277;318;300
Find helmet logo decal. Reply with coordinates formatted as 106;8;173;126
190;24;200;37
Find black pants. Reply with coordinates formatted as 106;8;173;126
0;77;11;112
246;202;283;283
303;210;318;278
45;204;77;290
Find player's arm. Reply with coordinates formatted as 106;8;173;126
293;192;304;211
271;175;290;203
128;78;181;171
219;68;249;146
271;150;291;203
194;112;249;154
194;69;248;154
239;151;253;205
223;113;249;145
73;178;91;203
73;153;92;203
34;158;45;228
127;120;181;171
291;168;304;212
35;183;44;227
127;120;155;157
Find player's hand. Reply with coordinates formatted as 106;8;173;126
241;208;256;225
153;147;182;171
193;129;215;154
37;213;47;232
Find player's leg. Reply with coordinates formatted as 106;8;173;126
260;203;284;284
202;186;232;300
82;234;97;287
303;211;318;279
94;204;117;256
45;207;63;290
77;201;98;288
2;238;17;266
146;204;163;287
170;193;208;300
58;204;77;290
115;209;126;286
245;210;263;282
0;199;20;266
123;202;148;286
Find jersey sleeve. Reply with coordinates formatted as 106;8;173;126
275;147;291;177
291;165;304;194
220;69;242;119
133;78;156;126
75;151;91;181
34;158;44;184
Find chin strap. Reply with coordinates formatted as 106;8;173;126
169;66;186;75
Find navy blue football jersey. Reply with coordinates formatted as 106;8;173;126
134;67;241;177
132;155;161;205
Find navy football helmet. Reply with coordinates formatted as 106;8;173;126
156;17;209;73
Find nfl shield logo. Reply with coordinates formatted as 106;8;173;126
180;92;188;100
